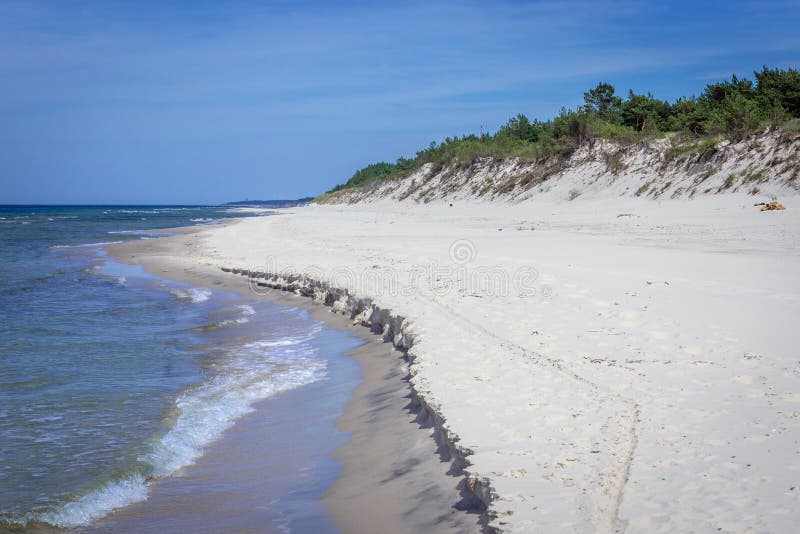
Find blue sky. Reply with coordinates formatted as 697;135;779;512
1;0;798;204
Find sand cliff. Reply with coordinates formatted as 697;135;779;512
320;128;800;205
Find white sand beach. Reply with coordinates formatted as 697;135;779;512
119;194;799;532
6;2;800;531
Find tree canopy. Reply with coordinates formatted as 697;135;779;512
583;82;623;122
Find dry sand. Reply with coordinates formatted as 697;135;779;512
110;193;799;532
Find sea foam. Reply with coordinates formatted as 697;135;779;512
218;304;257;326
169;287;212;303
36;474;149;528
29;335;325;528
50;241;123;249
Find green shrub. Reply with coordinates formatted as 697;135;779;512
780;118;800;140
744;169;763;182
704;92;762;139
723;174;737;189
621;90;672;132
592;119;641;144
755;66;800;116
665;136;720;161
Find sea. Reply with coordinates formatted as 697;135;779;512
0;206;361;532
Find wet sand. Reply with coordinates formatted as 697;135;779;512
97;228;483;533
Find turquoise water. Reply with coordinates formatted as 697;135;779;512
0;206;357;531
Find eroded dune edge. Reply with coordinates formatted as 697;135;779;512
220;267;499;523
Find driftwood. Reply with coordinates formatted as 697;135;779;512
754;201;786;211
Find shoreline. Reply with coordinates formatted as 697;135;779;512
102;228;485;533
126;197;799;532
92;194;800;531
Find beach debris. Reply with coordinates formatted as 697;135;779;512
754;201;785;211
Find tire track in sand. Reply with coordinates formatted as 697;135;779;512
419;291;641;532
